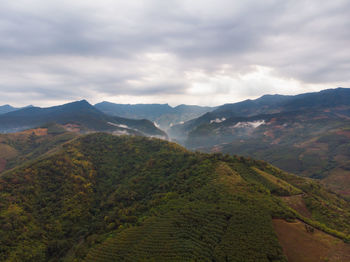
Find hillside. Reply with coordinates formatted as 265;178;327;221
169;88;350;196
1;133;350;261
95;101;215;130
0;100;167;138
0;124;78;174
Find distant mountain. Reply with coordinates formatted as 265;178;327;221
0;105;18;114
0;104;34;115
0;100;167;138
1;133;350;261
169;88;350;140
211;87;350;116
95;101;215;130
169;88;350;196
95;102;173;118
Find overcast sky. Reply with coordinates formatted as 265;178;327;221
0;0;349;107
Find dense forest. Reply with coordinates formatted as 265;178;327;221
1;133;350;261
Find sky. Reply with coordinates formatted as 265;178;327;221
0;0;349;107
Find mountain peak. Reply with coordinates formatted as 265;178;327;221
54;99;94;110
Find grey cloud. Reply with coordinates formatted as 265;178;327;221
0;0;349;106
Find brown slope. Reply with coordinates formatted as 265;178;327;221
273;219;350;262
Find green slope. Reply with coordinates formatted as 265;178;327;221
0;124;78;173
0;133;349;261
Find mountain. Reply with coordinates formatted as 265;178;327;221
169;88;350;196
0;105;18;115
169;87;350;140
0;100;167;138
210;87;350;117
1;133;350;261
95;102;174;119
0;105;34;115
95;101;215;130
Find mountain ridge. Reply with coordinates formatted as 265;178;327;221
0;100;167;138
95;101;215;130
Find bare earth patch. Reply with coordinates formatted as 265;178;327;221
273;219;350;262
322;168;350;196
280;194;312;218
19;128;48;136
0;158;6;172
0;144;18;159
63;124;81;132
336;130;350;138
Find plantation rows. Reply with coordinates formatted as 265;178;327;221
84;199;287;262
85;206;231;261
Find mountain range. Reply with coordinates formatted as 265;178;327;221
169;88;350;197
1;88;350;198
0;100;166;138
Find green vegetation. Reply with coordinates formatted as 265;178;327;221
252;167;302;195
0;125;78;173
1;133;350;261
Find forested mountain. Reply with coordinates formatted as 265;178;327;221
95;101;215;130
169;88;350;197
0;100;167;138
1;133;350;261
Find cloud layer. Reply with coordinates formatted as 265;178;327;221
0;0;349;106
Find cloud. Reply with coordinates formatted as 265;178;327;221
0;0;349;106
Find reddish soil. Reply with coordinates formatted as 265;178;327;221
322;168;350;196
271;138;281;145
264;130;274;138
336;130;350;138
273;219;350;262
313;115;329;120
280;194;311;218
64;124;81;133
269;118;277;124
0;158;6;172
211;146;222;153
20;128;48;136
